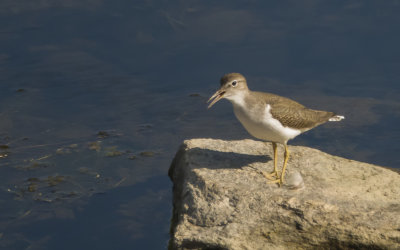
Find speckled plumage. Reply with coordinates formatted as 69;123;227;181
252;91;336;132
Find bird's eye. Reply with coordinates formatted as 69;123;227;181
232;80;237;87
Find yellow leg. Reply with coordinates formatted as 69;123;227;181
262;142;279;180
280;144;290;184
268;144;290;187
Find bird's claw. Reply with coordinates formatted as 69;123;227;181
267;178;282;187
262;170;279;180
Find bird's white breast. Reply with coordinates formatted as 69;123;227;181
232;102;301;144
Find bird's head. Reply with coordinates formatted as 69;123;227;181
207;73;249;108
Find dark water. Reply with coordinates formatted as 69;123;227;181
0;1;399;249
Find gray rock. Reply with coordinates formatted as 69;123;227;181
168;139;400;250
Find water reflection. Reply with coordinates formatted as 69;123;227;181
0;0;399;249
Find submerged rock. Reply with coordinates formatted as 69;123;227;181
168;139;400;250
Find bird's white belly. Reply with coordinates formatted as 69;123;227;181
233;104;301;144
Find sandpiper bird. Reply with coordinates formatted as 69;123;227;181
207;73;344;186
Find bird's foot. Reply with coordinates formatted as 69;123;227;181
262;170;279;181
260;170;282;186
267;178;283;187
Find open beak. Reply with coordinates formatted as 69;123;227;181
207;88;225;109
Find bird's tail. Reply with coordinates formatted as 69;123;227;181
329;115;345;121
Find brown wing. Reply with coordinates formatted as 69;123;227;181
252;91;336;130
270;103;335;131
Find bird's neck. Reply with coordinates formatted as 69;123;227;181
226;90;250;108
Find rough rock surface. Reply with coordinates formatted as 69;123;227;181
168;139;400;250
